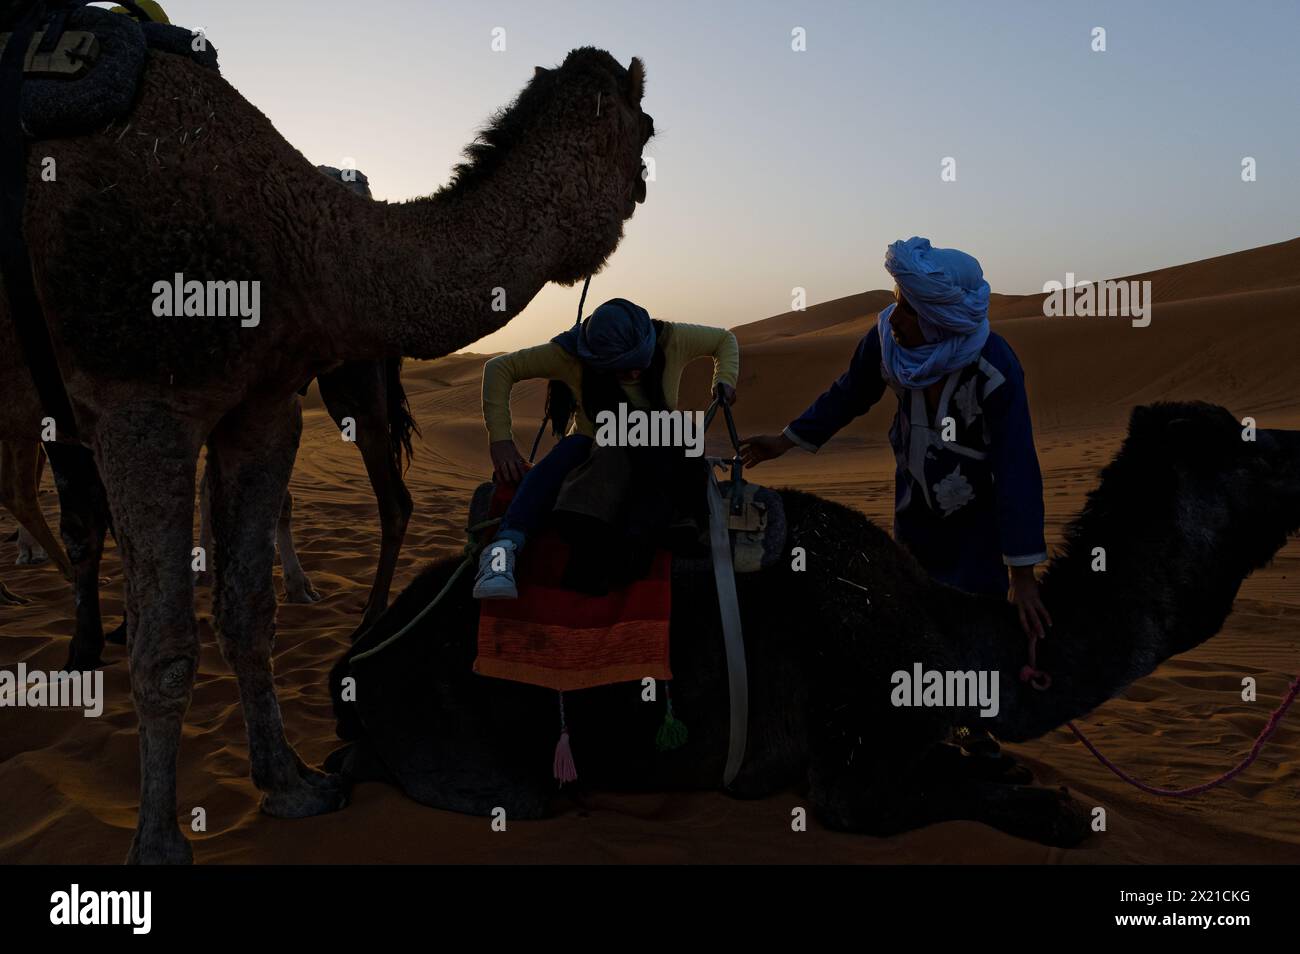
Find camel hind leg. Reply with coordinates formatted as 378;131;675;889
0;441;72;578
277;489;321;604
44;442;116;668
206;398;346;818
319;361;412;638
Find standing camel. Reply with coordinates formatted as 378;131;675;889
0;441;72;583
1;34;654;864
196;356;418;628
196;165;420;633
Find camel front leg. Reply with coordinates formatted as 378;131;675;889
352;429;411;633
92;406;202;864
206;398;346;817
319;362;412;637
811;744;1092;848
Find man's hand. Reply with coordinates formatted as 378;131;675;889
740;433;795;468
490;440;530;485
716;382;738;406
1009;563;1052;640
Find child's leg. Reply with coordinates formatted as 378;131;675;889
497;434;594;547
475;435;594;600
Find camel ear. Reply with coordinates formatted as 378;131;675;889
1128;404;1154;434
627;57;645;104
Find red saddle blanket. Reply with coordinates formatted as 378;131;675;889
473;486;672;692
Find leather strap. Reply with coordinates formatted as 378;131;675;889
707;467;748;787
0;0;80;441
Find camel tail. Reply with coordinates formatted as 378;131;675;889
385;357;420;475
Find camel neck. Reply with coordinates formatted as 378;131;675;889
987;514;1253;742
337;177;569;361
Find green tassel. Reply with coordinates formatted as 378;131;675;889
655;696;688;752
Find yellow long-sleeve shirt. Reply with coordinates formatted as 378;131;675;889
482;323;740;443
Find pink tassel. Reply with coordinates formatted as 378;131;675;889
553;728;578;785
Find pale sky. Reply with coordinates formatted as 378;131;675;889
140;1;1299;352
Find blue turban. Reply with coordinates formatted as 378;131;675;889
878;237;991;389
552;298;656;371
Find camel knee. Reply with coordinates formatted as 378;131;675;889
130;651;198;719
382;496;411;538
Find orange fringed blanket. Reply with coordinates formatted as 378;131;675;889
473;487;672;691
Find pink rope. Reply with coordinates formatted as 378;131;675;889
1022;630;1300;797
1067;676;1300;797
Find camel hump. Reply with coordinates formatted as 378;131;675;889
11;4;219;141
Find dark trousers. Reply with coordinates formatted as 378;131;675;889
498;434;594;543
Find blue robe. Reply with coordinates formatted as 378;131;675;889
783;326;1047;597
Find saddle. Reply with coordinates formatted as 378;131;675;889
466;474;787;581
0;1;219;140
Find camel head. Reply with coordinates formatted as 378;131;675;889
442;47;655;286
1124;401;1300;563
1065;401;1300;659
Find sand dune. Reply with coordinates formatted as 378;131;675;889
2;238;1298;863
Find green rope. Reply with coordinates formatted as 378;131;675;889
655;687;689;752
349;517;501;665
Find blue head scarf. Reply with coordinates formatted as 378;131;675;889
878;237;991;389
552;298;656;371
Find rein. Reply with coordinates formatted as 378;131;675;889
1021;632;1300;797
354;275;594;664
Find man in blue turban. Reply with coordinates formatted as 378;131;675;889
742;237;1051;637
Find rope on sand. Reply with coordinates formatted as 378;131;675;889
1066;675;1300;797
349;517;501;665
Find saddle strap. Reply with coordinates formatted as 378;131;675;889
707;468;748;787
0;0;80;441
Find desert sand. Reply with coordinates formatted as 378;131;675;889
1;238;1298;863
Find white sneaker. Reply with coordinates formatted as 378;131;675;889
473;539;519;599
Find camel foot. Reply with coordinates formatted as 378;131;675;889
964;781;1093;848
922;742;1034;785
126;827;193;865
0;582;30;605
15;545;49;566
282;577;322;604
260;766;349;818
105;621;127;646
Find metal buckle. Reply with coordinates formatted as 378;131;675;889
0;30;100;79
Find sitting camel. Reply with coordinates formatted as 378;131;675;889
2;28;654;865
328;403;1300;846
